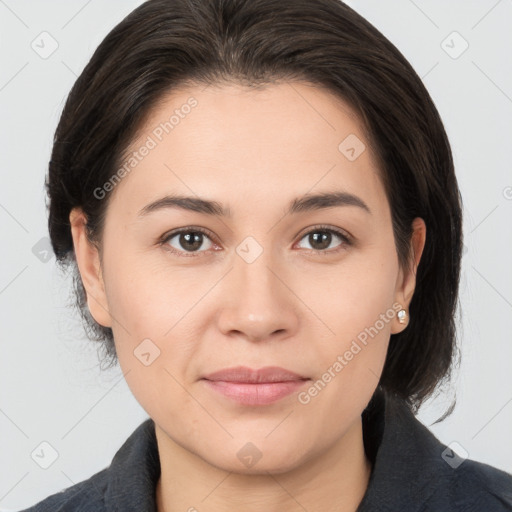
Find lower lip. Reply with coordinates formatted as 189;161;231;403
202;379;310;405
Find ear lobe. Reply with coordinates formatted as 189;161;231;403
391;217;427;333
69;208;112;328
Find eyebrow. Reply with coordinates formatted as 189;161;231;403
137;191;372;218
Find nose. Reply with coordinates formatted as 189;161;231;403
216;251;300;343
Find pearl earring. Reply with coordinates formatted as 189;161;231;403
397;309;407;324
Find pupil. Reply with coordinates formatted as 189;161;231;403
181;232;203;251
311;231;330;250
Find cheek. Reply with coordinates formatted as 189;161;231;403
296;250;398;397
103;250;197;341
296;248;398;340
101;252;204;400
105;263;196;417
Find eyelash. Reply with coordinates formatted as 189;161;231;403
158;224;353;258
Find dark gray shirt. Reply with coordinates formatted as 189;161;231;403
19;387;512;511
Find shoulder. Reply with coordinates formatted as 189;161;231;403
16;468;109;512
17;418;158;512
359;389;512;512
440;456;512;511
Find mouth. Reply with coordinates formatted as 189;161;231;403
201;366;310;405
201;365;309;383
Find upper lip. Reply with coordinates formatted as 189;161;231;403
202;366;309;383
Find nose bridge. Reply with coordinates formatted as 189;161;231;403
217;235;297;340
234;235;283;309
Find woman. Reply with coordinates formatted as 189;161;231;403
20;0;512;510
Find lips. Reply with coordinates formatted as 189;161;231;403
202;365;309;383
201;366;311;406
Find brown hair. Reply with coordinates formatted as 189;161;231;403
47;0;463;412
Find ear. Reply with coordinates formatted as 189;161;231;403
69;208;112;328
391;217;426;334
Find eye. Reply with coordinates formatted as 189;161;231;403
295;225;352;254
160;227;218;257
159;224;352;258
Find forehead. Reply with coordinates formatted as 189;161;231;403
109;81;386;217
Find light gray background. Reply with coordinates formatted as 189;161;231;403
1;0;511;509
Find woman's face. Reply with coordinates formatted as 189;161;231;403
71;81;425;474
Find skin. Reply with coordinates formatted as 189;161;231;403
69;81;426;512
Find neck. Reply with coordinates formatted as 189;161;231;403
155;416;372;512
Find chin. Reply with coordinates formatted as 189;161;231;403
210;439;308;476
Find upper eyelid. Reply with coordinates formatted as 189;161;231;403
296;224;352;241
162;226;217;243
